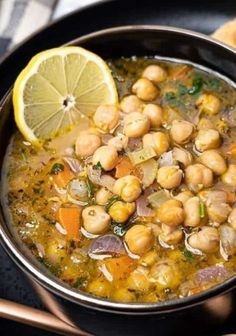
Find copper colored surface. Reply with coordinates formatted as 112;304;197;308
0;298;91;336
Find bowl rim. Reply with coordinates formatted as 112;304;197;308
1;24;236;314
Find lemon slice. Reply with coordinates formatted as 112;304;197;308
13;47;118;145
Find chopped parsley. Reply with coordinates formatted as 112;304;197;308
73;277;86;289
105;195;121;212
85;178;95;198
199;202;205;218
93;161;102;170
50;163;64;175
181;247;194;263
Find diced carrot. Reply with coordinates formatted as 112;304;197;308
103;255;136;281
170;65;191;80
115;156;135;178
58;207;82;241
189;286;205;295
227;143;236;159
51;163;75;188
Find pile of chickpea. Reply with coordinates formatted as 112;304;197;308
23;62;236;300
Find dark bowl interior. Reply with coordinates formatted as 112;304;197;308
1;26;236;314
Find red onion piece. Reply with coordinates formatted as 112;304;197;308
136;189;155;217
197;266;228;283
101;134;113;144
88;234;125;259
63;157;82;173
127;137;142;151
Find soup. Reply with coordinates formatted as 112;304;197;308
3;57;236;303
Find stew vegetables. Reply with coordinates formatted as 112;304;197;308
4;56;236;303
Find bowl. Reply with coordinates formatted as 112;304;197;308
1;25;236;334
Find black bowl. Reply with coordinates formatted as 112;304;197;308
1;25;236;334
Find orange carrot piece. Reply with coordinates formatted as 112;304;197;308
51;164;75;188
103;255;136;281
115;157;135;178
227;143;236;159
58;207;82;241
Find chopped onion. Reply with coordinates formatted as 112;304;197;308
87;165;102;185
197;265;228;283
147;190;170;209
158;151;174;167
67;194;88;206
99;264;113;281
55;221;67;235
136;158;157;188
88;234;125;259
136;190;155;217
67;179;88;202
128;146;156;165
35;243;45;258
63;157;82;173
172;147;192;167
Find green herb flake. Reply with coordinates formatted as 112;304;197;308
105;195;121;212
206;78;220;91
73;277;86;289
93;161;102;170
199;202;205;218
113;223;126;236
165;91;177;103
177;84;188;96
86;178;95;198
50;163;64;175
182;247;194;263
188;76;203;95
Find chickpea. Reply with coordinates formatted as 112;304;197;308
109;201;135;223
142;64;167;84
195;129;221;152
199;150;227;175
158;199;185;226
175;190;194;204
143;132;169;157
125;224;155;255
95;187;112;205
139;250;158;267
173;147;192;167
127;267;151;292
228;207;236;230
46;240;66;264
157;166;183;189
188;226;220;253
160;224;183;245
93;104;120;132
184;197;201;227
150;261;181;289
185;163;213;192
92;145;118;171
75;131;101;158
112;288;135;302
170;120;194;144
124;112;150;138
196;93;221;116
132;78;159;101
120;95;143;113
143;104;163;128
82;205;110;234
87;278;111;298
113;175;142;202
222;164;236;186
108;133;128;151
207;203;231;224
197;117;214;130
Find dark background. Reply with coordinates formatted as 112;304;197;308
1;0;236;335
